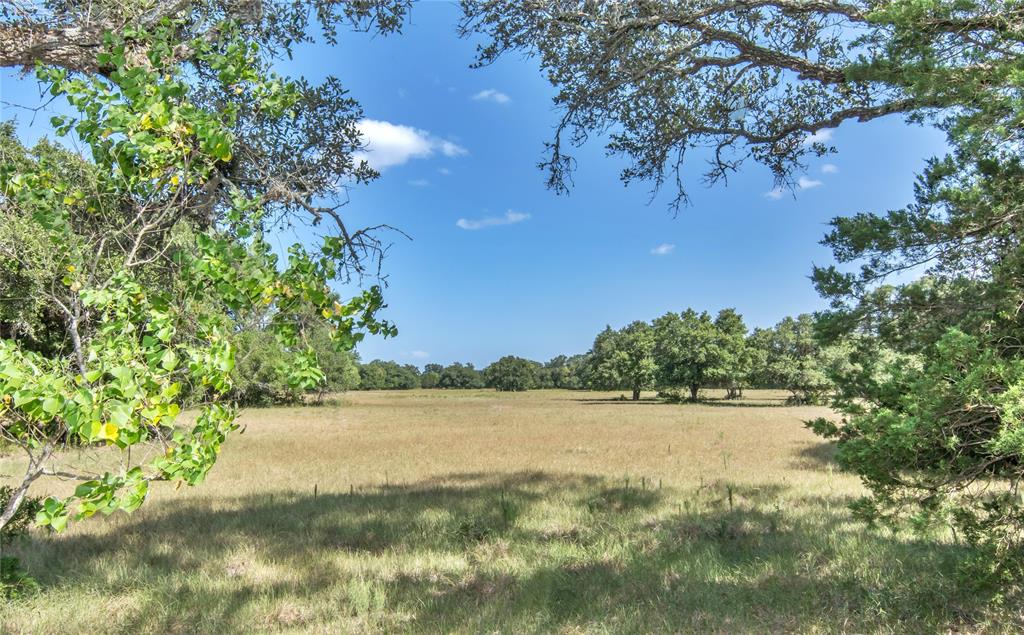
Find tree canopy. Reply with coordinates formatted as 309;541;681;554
0;2;408;532
460;0;1023;207
584;322;656;400
484;355;538;392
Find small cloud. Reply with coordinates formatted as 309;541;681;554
803;129;834;146
472;88;511;104
650;243;675;256
798;176;823;190
408;178;430;187
821;163;839;174
409;350;429;359
353;119;468;170
438;140;468;158
438;167;451;176
456;210;530;230
764;187;785;200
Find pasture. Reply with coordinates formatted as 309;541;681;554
0;390;1013;633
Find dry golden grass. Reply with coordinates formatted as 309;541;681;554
0;390;1017;633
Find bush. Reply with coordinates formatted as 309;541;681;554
1;485;43;598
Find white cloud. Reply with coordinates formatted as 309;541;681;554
650;243;676;256
409;350;429;359
438;167;451;176
764;187;785;200
438;140;468;158
353;119;467;170
408;178;430;187
803;129;834;146
821;163;839;174
798;176;823;190
472;88;511;104
456;210;530;230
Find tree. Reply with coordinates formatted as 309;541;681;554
437;363;485;389
711;309;750;399
358;360;420;390
460;0;1021;208
749;315;834;404
230;329;304;407
0;3;408;533
358;363;388;391
652;309;720;401
545;354;588;390
311;329;360;395
809;148;1024;583
394;364;422;389
584;322;656;400
483;356;537;392
419;371;440;389
583;327;624;391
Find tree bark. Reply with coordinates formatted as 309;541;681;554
0;443;52;533
632;388;640;401
689;385;699;401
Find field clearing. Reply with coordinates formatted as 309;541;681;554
0;389;1015;633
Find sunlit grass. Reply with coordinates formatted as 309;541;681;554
1;390;1018;633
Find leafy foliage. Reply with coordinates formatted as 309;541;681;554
0;16;397;533
437;363;485;389
0;486;42;598
460;0;1024;208
652;309;735;401
483;356;537;392
358;360;420;390
748;315;838;405
584;322;656;400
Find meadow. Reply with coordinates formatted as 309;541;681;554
0;389;1015;633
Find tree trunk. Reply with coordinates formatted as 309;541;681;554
0;465;41;533
632;388;640;401
689;385;699;401
0;443;52;533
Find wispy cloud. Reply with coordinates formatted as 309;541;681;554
650;243;676;256
821;163;839;174
408;178;430;187
353;119;467;170
409;350;429;359
803;129;834;146
764;187;785;200
438;167;451;176
472;88;511;104
456;210;530;230
798;176;823;190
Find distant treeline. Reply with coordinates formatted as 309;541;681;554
234;311;847;407
231;308;842;406
353;309;841;403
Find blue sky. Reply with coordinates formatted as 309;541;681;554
0;2;948;368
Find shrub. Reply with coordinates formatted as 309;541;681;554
1;486;43;598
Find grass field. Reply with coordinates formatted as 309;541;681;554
0;389;1018;633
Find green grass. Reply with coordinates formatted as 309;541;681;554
0;390;1019;633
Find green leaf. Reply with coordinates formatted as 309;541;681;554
160;349;178;371
107;400;132;427
41;396;62;416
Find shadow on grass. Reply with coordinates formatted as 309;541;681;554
790;441;841;470
9;471;999;633
571;397;791;409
